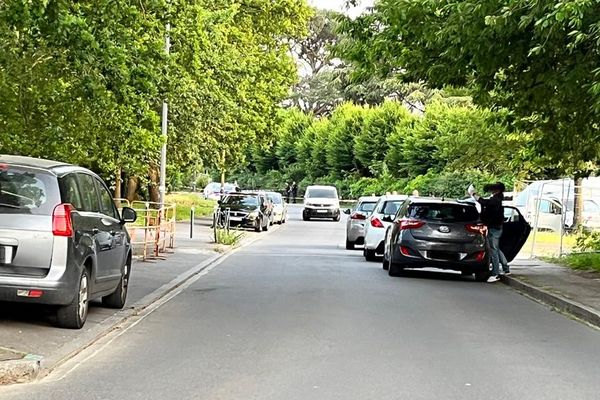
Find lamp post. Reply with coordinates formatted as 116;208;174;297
159;23;171;205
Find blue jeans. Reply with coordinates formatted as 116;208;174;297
488;227;509;276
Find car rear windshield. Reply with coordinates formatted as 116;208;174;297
223;195;258;207
358;201;377;212
0;165;59;215
407;203;479;223
306;188;337;199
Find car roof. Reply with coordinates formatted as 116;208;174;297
358;196;380;202
0;155;72;170
378;194;409;201
407;197;477;206
306;185;337;190
228;192;260;196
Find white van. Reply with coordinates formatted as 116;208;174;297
302;185;340;221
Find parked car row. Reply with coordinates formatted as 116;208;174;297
346;195;531;281
0;155;138;329
215;191;288;231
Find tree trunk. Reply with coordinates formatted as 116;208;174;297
573;177;584;229
148;163;161;204
114;166;122;199
126;176;139;203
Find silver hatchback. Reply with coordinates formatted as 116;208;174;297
0;156;137;328
344;196;379;249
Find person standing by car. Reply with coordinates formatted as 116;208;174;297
285;182;291;203
471;182;510;283
291;182;298;204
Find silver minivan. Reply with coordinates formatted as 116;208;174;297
0;156;137;329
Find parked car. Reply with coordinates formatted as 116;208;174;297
203;182;236;200
0;155;137;329
363;194;408;261
302;185;340;221
344;196;379;250
383;198;530;281
217;192;270;232
267;191;288;224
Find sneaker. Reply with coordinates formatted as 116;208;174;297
487;276;500;283
503;271;512;276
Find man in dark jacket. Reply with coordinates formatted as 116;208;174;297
474;182;510;283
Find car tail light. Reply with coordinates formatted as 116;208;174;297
474;251;486;262
466;223;487;235
370;217;384;228
399;219;425;230
400;246;411;256
351;213;366;220
52;204;75;237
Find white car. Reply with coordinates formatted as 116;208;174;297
363;194;408;261
267;191;288;224
302;185;341;221
203;182;236;200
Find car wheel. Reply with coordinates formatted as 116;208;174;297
333;214;340;222
474;270;490;282
56;268;89;329
102;256;131;309
346;239;355;250
364;248;377;262
303;213;310;221
382;255;389;270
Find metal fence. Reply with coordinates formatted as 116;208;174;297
514;179;600;259
114;198;177;261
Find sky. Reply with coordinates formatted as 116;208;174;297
309;0;373;17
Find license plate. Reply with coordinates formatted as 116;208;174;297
317;209;328;213
0;246;14;264
229;217;243;222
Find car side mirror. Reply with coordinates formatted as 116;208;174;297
121;207;137;224
343;209;351;215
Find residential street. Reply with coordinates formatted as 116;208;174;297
2;207;600;400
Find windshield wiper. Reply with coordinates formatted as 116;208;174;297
0;203;23;209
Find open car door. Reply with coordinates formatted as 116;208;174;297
500;206;532;262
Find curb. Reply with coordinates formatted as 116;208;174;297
500;275;600;329
1;224;280;386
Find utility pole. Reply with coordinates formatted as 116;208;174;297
159;23;171;205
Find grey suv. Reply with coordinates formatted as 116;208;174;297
0;155;137;328
383;198;530;281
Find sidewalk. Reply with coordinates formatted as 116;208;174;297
0;219;253;384
503;258;600;328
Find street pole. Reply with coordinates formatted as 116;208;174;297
159;23;171;205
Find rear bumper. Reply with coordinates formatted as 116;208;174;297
0;239;81;306
391;243;488;272
347;223;366;242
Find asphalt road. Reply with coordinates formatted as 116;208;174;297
2;206;600;400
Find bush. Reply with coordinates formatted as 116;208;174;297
575;229;600;252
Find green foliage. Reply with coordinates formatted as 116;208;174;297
575;229;600;252
0;0;312;195
215;228;245;246
165;193;217;221
337;0;600;177
551;253;600;273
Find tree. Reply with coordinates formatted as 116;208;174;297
338;0;600;177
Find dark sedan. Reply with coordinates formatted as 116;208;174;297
383;198;530;281
217;192;270;232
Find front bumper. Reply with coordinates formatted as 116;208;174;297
303;207;340;219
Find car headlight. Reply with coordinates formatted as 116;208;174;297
247;211;259;218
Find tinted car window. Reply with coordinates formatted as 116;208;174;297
0;165;59;215
95;178;118;219
357;201;376;212
77;173;100;212
408;203;479;222
306;188;337;199
223;195;258;207
59;174;84;210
